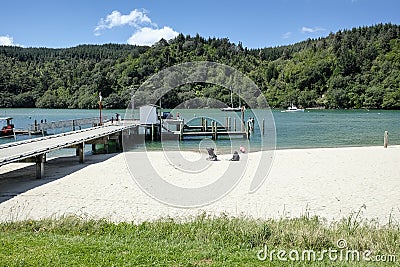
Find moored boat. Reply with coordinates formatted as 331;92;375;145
281;104;305;112
0;117;14;136
221;87;242;112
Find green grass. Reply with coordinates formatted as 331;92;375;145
0;213;399;266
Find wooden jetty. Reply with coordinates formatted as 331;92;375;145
0;122;137;179
138;105;251;141
161;116;250;141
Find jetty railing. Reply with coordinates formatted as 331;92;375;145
28;117;108;132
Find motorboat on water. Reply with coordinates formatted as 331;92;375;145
220;106;242;112
281;104;305;112
0;117;14;136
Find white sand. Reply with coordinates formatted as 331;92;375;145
0;146;399;224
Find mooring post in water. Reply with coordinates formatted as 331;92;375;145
211;121;214;140
262;119;265;135
241;109;245;132
215;121;218;140
180;121;184;141
233;118;237;132
246;120;251;139
384;131;389;148
212;121;218;140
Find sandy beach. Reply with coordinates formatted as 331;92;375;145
0;145;399;224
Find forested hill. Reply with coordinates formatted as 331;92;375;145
0;23;399;109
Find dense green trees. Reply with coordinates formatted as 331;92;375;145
0;23;399;109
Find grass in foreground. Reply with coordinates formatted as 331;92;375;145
0;213;399;266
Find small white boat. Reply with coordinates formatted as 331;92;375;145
221;87;242;112
281;104;305;112
220;106;242;112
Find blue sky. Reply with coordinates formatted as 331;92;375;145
0;0;399;48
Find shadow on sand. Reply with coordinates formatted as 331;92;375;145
0;154;117;204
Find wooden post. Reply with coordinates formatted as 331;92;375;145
228;117;231;131
211;121;214;139
118;132;123;152
79;142;85;163
35;154;45;179
225;117;229;131
205;119;208;132
384;131;389;148
241;107;245;132
151;124;155;141
234;118;237;132
262;119;265;135
212;121;217;140
246;121;250;139
215;121;218;140
99;92;103;126
13;128;16;141
104;142;109;154
180;122;184;141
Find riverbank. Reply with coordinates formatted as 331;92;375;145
0;145;399;224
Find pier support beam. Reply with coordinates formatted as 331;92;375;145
78;142;85;163
35;154;45;179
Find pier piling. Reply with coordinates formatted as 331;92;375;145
35;154;45;179
78;142;85;163
262;119;265;135
384;131;389;148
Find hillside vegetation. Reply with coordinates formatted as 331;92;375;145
0;23;399;109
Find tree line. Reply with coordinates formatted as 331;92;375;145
0;23;399;109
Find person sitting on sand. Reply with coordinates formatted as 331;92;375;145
230;151;240;161
206;148;218;161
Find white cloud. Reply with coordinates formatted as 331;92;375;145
301;26;325;33
95;9;154;35
0;35;15;46
127;26;179;46
282;32;292;39
95;9;179;46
